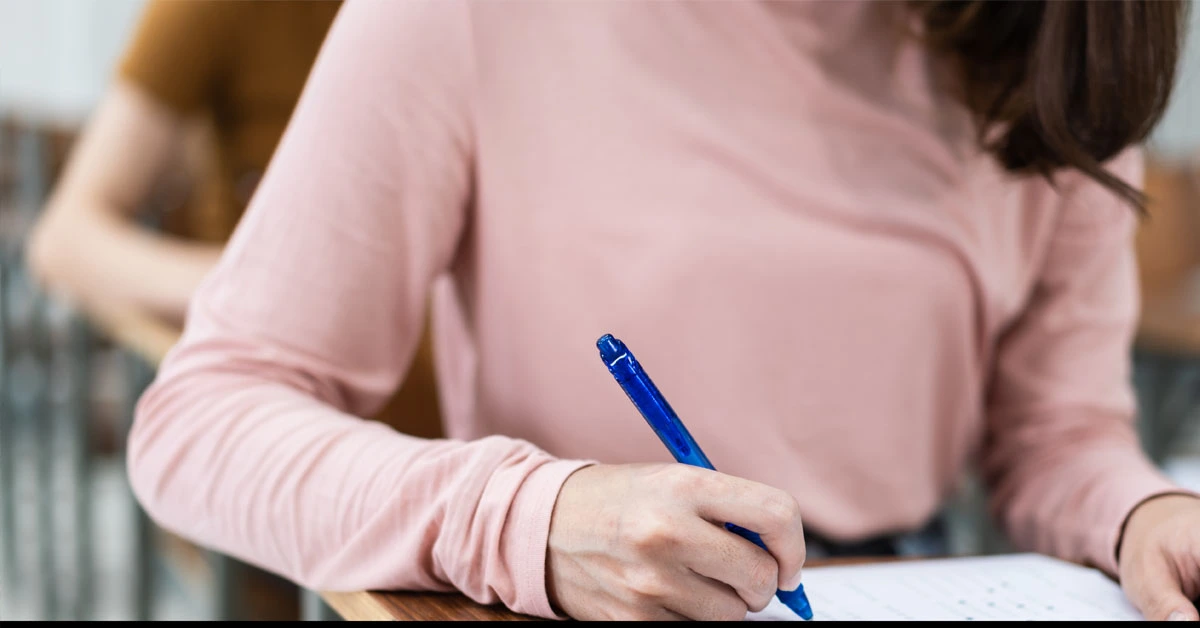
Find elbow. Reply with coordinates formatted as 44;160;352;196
124;378;177;527
124;387;158;520
123;364;247;539
25;204;74;294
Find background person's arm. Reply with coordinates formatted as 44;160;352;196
980;147;1185;577
26;80;222;326
26;0;232;326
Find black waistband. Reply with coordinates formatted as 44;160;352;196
804;516;946;558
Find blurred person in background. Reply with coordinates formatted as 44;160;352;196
127;0;1200;623
23;0;443;619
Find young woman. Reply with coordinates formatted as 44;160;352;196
127;1;1199;621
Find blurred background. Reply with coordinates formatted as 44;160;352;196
0;0;1199;621
0;0;208;621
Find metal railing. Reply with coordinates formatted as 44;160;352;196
0;118;94;620
0;116;338;621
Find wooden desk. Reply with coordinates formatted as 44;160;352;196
322;590;536;622
321;556;901;621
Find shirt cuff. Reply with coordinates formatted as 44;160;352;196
1096;470;1197;577
502;457;595;619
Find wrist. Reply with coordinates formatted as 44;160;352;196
502;458;594;619
1117;492;1200;567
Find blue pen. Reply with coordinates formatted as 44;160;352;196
595;333;814;621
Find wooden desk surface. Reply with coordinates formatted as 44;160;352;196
320;556;903;621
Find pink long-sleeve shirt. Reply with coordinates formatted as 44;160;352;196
128;0;1182;618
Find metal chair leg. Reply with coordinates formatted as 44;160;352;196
210;553;242;620
65;315;93;620
120;352;157;620
35;299;93;621
1133;350;1170;464
0;125;8;595
35;352;55;620
303;589;340;621
0;261;15;593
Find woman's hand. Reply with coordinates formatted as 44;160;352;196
1118;494;1200;620
546;463;806;621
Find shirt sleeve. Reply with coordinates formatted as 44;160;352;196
126;0;591;618
115;0;233;114
981;147;1192;577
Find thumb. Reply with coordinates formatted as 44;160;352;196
1127;564;1198;621
1141;591;1195;621
1168;608;1200;622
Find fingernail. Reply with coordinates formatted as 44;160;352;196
1168;610;1190;621
783;570;803;591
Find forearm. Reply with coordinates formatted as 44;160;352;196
129;345;588;616
983;407;1179;576
119;0;555;611
27;200;221;324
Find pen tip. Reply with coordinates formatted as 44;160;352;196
777;585;814;621
596;334;626;363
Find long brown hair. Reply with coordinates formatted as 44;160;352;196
911;0;1188;211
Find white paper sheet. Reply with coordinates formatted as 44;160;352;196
745;553;1143;621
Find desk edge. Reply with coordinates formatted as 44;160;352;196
321;591;396;621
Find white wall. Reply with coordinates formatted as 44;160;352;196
1150;0;1200;161
0;0;145;125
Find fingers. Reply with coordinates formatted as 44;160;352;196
617;559;747;621
1124;558;1199;621
679;467;807;590
679;518;780;612
659;570;751;621
624;605;690;622
552;464;805;621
